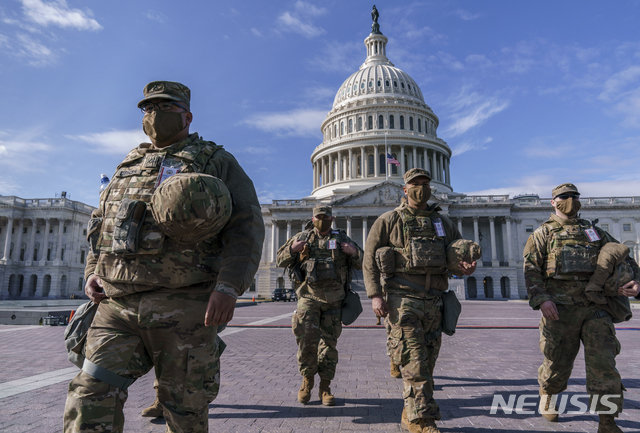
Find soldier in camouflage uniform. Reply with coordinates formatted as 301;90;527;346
63;81;264;433
276;205;363;406
524;183;640;433
363;168;477;433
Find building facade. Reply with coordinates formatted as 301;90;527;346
254;19;640;300
0;195;94;299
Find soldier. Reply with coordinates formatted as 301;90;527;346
63;81;264;432
276;205;363;406
524;183;640;433
363;168;476;433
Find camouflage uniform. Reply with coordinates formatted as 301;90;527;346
63;82;264;433
363;201;463;423
524;212;639;415
276;213;363;381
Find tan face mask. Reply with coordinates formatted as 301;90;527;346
407;185;431;205
556;197;581;217
313;219;332;232
143;111;185;143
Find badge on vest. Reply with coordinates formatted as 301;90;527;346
328;239;338;250
584;228;601;242
155;161;182;187
143;154;165;169
433;219;446;237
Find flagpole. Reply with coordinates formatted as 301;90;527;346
385;131;388;181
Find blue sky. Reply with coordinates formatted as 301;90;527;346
1;0;640;207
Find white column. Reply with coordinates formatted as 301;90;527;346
55;219;64;261
329;154;334;183
457;218;463;236
612;217;621;240
374;145;379;177
343;153;348;181
431;151;437;181
313;162;317;189
348;148;353;180
270;222;276;262
361;146;366;178
423;148;428;171
2;217;13;261
473;217;482;267
445;157;451;185
505;217;515;265
286;220;292;240
400;145;405;176
42;219;51;262
635;218;640;256
332;219;337;230
322;158;327;185
346;217;352;237
261;223;268;263
438;153;444;182
68;221;80;264
14;219;24;261
489;217;498;266
412;146;417;170
28;218;37;262
362;217;368;246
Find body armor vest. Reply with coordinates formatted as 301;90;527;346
544;220;601;280
393;209;447;274
94;138;225;288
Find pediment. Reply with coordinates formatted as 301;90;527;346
332;182;405;206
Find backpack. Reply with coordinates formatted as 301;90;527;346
64;301;99;368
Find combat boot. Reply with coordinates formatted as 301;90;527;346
598;414;623;433
297;376;314;404
401;408;440;433
390;362;402;378
538;390;559;422
141;398;163;418
319;379;335;406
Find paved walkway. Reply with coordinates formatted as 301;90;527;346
0;300;638;432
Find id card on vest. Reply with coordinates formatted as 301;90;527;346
584;227;601;242
155;160;183;187
433;219;446;237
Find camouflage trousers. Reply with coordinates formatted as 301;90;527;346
538;303;623;415
63;288;222;433
292;297;343;380
386;293;443;422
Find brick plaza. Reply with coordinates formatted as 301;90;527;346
0;299;638;432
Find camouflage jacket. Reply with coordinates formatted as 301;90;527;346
85;133;264;299
276;227;363;304
363;203;462;299
524;213;640;309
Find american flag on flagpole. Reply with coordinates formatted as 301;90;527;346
386;153;400;166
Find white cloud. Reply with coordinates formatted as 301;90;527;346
598;66;640;102
451;137;492;157
443;88;509;137
294;1;327;17
523;138;574;158
15;33;55;66
465;54;492;68
403;25;447;45
242;109;326;137
437;51;464;70
67;129;148;155
21;0;102;31
455;9;480;21
0;136;53;171
146;11;167;24
239;146;273;155
251;28;262;37
277;11;325;38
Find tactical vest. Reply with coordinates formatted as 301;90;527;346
544;220;601;280
93;137;225;288
393;208;447;274
300;229;348;287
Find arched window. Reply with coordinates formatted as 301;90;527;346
80;250;86;264
368;154;375;175
379;153;386;175
385;80;390;87
29;274;37;297
392;153;398;175
367;116;373;130
418;118;422;133
389;115;395;129
400;115;405;129
378;115;384;129
348;119;353;133
409;117;414;131
357;117;362;131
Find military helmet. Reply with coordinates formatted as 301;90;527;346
150;173;232;244
446;239;482;277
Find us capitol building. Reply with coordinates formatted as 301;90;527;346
1;16;639;300
252;16;640;300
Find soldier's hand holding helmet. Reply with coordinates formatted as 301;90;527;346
618;280;640;297
290;240;308;253
458;260;477;276
340;242;357;255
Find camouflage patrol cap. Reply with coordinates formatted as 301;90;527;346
404;168;432;184
138;81;191;108
552;183;579;198
446;239;482;277
150;173;232;244
313;205;332;217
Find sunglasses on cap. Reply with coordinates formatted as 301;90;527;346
554;194;580;200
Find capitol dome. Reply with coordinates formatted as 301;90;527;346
310;17;453;199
